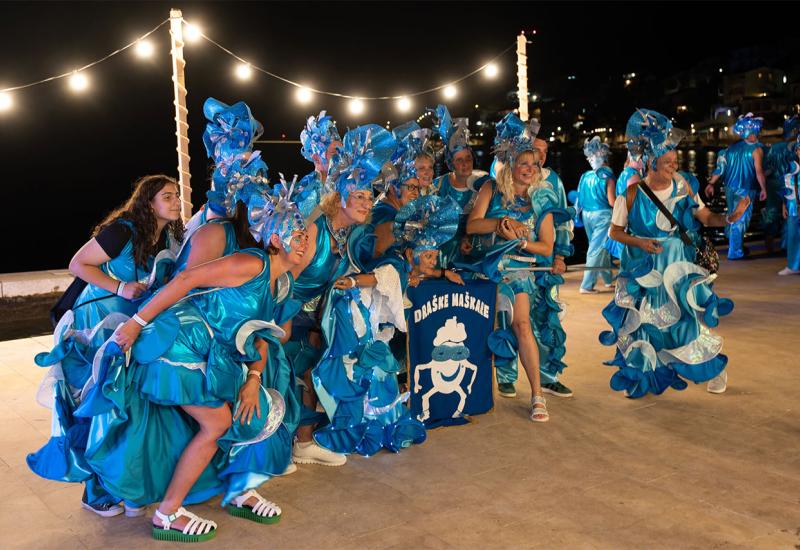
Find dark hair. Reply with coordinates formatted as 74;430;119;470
229;201;260;250
93;175;185;266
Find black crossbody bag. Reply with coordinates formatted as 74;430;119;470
635;181;719;274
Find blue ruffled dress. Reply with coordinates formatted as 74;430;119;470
599;177;733;397
28;221;176;507
79;248;300;506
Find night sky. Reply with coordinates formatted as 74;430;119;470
0;1;792;272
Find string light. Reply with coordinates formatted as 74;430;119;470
184;22;202;42
134;40;154;58
397;97;411;112
349;98;365;115
484;63;498;78
234;63;252;80
0;92;12;112
296;87;313;104
68;71;89;92
443;85;457;99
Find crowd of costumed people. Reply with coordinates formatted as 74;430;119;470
29;96;794;541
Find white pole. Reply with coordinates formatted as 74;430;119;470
516;32;528;122
169;9;192;222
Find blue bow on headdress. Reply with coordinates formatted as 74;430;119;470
433;104;471;169
492;112;540;165
327;124;397;205
394;195;461;259
733;112;763;139
583;136;610;159
300;111;341;164
248;174;306;251
625;108;686;168
202;98;269;217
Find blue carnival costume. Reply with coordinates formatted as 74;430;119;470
79;181;305;507
304;125;426;456
576;137;615;291
599;109;734;397
721;113;766;260
28;220;178;508
783;154;800;272
606;156;643;259
764;116;800;244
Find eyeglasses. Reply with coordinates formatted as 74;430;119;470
401;183;421;192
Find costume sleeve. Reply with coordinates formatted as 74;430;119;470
553;174;575;258
95;221;133;259
611;195;629;227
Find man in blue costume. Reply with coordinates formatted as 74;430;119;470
763;115;800;254
704;113;767;260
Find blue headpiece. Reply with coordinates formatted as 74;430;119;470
248;174;306;251
583;136;610;159
390;121;433;191
492;112;540;165
300;111;341;164
394;195;461;259
327;124;397;205
433;104;471;169
783;115;799;139
625;108;686;168
733;112;763;139
202;98;268;216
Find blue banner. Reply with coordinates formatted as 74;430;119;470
407;279;496;428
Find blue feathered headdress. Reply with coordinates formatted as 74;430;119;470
248;174;306;251
492;112;540;165
433;104;471;169
300;111;341;164
733;112;763;139
625;108;686;168
583;136;610;159
394;195;461;258
327;124;397;205
389;121;433;190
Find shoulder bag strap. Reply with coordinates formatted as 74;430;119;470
635;181;693;246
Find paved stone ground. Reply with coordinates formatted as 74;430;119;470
1;256;798;549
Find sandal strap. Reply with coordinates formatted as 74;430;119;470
532;395;547;405
154;506;217;534
233;489;281;517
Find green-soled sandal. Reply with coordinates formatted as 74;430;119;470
151;507;217;543
226;489;281;524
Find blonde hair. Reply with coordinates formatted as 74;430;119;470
495;149;543;206
320;192;342;219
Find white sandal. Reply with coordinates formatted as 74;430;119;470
151;506;217;542
227;489;282;524
530;395;549;423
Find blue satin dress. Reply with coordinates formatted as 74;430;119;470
784;161;800;271
599;177;734;397
606;166;640;259
542;168;575;262
764;141;794;241
28;220;175;507
433;172;492;267
722;140;765;259
470;182;573;389
79;248;300;506
577;166;615;290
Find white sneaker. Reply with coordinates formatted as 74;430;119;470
292;441;347;466
124;504;147;518
579;288;597;294
280;462;297;476
778;267;800;276
707;371;728;394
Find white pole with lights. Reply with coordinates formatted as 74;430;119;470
169;8;192;222
516;32;528;122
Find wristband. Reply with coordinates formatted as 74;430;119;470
247;369;261;379
132;313;148;327
116;281;126;296
519;240;528;251
347;276;357;288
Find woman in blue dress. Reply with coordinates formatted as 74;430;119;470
576;136;616;293
466;114;573;422
779;139;800;275
601;109;750;398
28;174;183;517
88;184;307;542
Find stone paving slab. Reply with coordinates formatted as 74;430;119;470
0;256;798;549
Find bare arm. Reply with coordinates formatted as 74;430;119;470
69;239;146;299
753;147;767;199
184;223;228;270
518;213;554;257
466;184;500;235
606;178;617;208
705;173;721;197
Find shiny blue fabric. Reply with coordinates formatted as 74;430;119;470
432;172;492;267
467;181;572;386
82;248;298;506
785;163;800;270
292;216;350;304
581;210;614;291
723;140;765;259
577;167;614;213
606;166;641;259
764;141;794;239
311;288;426;456
27;221;171;506
598;177;733;397
542;168;574;259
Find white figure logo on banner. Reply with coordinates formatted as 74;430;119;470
414;316;478;421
